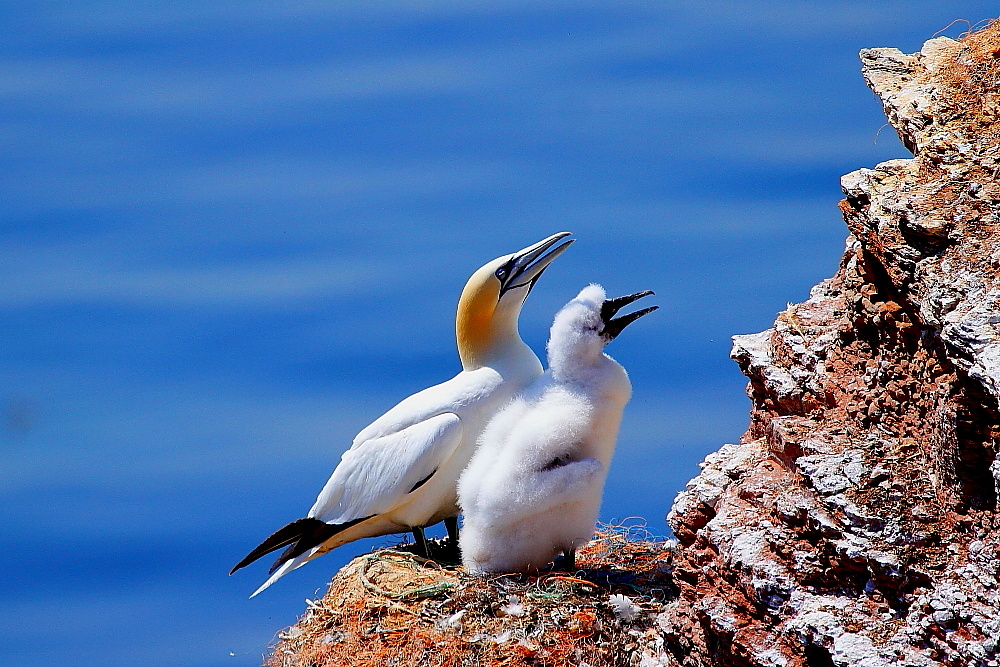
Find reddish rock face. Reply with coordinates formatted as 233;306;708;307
664;24;1000;667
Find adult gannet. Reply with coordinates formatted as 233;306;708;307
231;232;573;596
458;284;656;574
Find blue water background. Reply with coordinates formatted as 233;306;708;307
3;3;995;665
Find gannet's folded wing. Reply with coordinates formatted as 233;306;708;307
308;412;464;524
350;366;502;445
244;413;464;597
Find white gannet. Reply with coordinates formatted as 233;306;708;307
231;232;574;596
458;284;656;574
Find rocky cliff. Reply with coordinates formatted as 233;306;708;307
265;22;1000;667
664;22;1000;667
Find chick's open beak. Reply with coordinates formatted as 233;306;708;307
600;290;658;340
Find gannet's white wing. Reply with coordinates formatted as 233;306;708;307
249;413;464;598
308;366;503;523
249;411;466;598
242;367;505;597
349;366;503;445
309;411;464;524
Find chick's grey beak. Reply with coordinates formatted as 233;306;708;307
500;231;574;295
600;290;658;340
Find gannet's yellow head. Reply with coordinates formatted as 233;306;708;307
456;232;574;369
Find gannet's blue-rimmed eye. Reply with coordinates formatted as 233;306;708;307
495;267;508;281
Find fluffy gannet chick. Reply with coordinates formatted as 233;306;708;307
232;232;574;596
458;284;656;574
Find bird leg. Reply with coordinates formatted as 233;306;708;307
443;515;461;561
411;525;430;558
562;548;576;572
445;516;460;548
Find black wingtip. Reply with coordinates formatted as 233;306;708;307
233;515;379;579
230;517;330;575
266;515;375;574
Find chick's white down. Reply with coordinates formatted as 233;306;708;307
458;284;634;574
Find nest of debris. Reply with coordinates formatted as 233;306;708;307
265;522;678;667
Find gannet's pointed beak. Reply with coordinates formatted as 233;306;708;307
498;232;574;296
600;290;658;340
